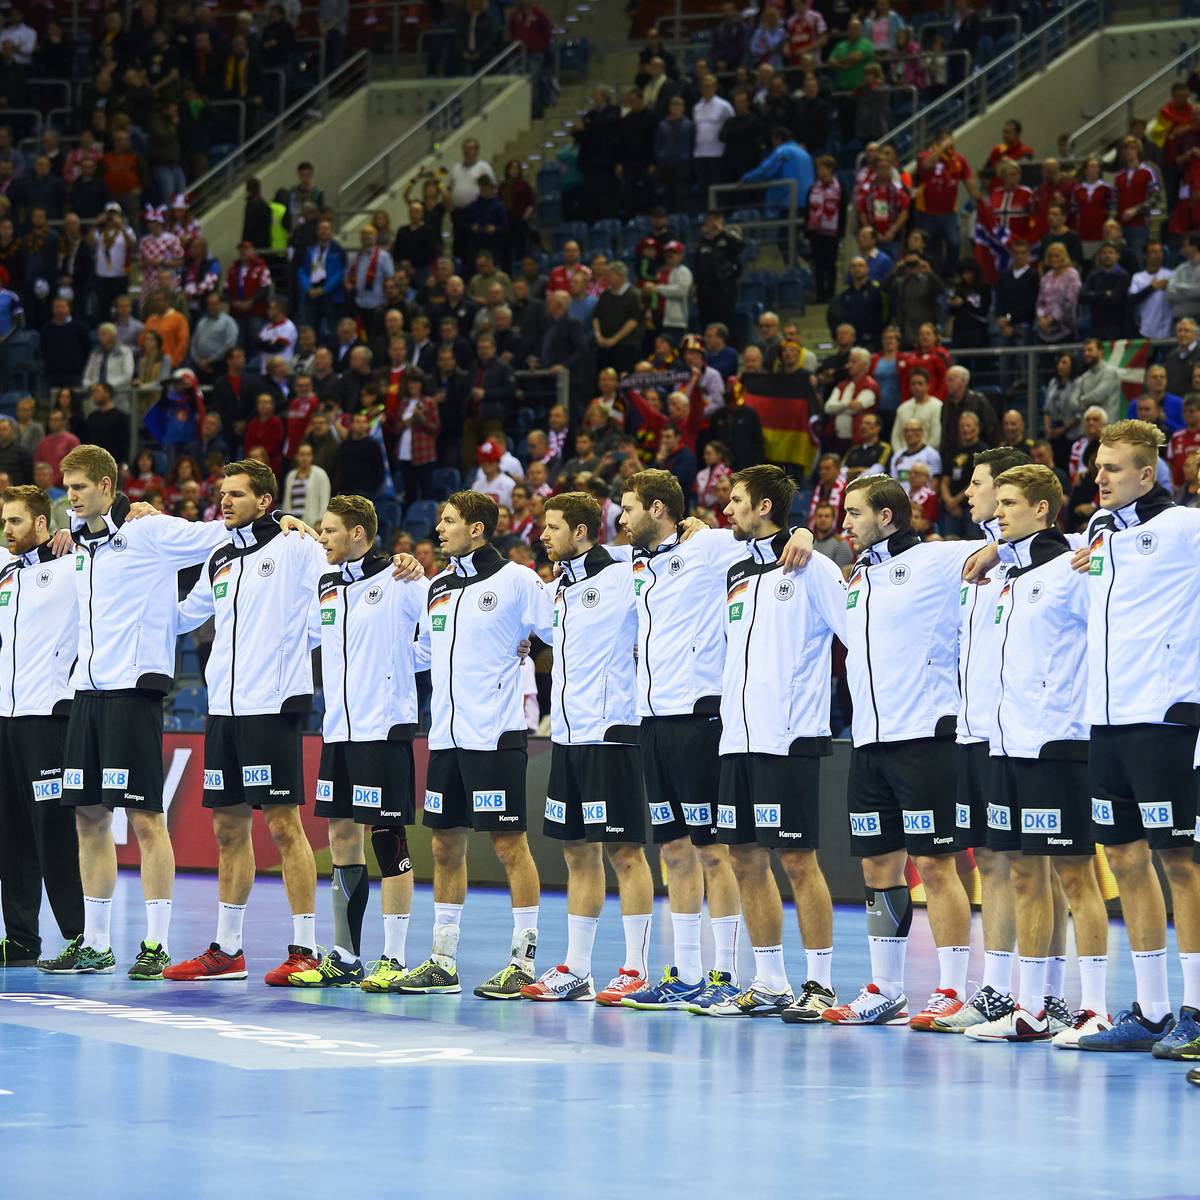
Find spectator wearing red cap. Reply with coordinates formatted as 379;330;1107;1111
474;437;517;507
652;240;693;344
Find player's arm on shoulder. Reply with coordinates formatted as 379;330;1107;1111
606;541;634;562
177;555;217;633
961;538;1000;583
779;526;815;572
807;550;849;643
524;570;555;643
152;512;229;565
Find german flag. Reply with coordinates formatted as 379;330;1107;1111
429;593;451;612
213;563;232;582
727;579;749;602
739;372;819;471
847;570;863;589
1089;532;1104;552
319;588;338;603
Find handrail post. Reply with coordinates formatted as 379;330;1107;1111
1025;346;1037;434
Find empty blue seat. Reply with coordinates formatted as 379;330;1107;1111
404;499;440;541
591;218;622;255
375;495;404;541
554;220;588;250
431;467;460;499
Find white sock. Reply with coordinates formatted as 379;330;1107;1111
868;937;907;1000
1046;954;1067;999
1132;947;1171;1021
1017;956;1048;1015
512;905;539;937
805;946;833;990
671;912;703;984
292;912;316;953
711;914;741;983
565;914;599;977
1181;951;1200;1012
434;902;463;928
937;945;970;996
383;914;410;964
982;948;1014;995
752;944;788;992
216;902;246;955
1078;954;1108;1016
621;913;651;978
83;896;112;950
144;899;171;951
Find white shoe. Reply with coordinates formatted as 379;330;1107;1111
963;1004;1050;1042
520;964;596;1001
1052;1009;1112;1049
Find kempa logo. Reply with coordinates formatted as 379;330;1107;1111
353;785;382;808
258;558;276;577
365;585;384;605
203;770;224;790
774;579;794;601
582;588;600;608
478;591;498;611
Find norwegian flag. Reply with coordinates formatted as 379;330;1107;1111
973;197;1012;285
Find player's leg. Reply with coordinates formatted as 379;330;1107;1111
360;825;415;991
524;839;602;1001
0;718;51;965
1148;846;1200;1057
778;848;836;1021
597;841;654;1002
1044;870;1071;1032
291;816;368;988
716;842;790;1016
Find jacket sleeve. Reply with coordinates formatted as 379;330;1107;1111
297;250;312;293
147;514;228;567
742;146;782;183
324;246;346;295
523;571;555;643
414;589;433;671
177;559;216;634
805;550;848;645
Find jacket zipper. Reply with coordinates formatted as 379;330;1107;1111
961;583;979;738
862;568;881;741
559;589;572;741
994;580;1014;756
228;557;244;716
642;565;657;716
85;547;97;690
342;587;352;739
8;571;18;716
447;590;460;747
1103;534;1116;724
740;573;759;752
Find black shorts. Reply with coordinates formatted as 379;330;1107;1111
956;741;1000;850
640;714;722;847
61;690;164;812
990;755;1094;857
315;740;415;828
1089;723;1199;850
544;742;645;844
0;714;69;806
423;746;528;832
847;737;960;857
203;713;305;809
716;753;822;849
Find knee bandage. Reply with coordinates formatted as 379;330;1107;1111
864;885;913;939
371;827;412;878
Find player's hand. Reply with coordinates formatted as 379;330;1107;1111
279;514;320;539
123;501;160;521
391;552;423;581
1070;544;1090;574
676;516;706;541
516;637;532;661
48;529;76;557
780;527;814;571
962;542;1000;583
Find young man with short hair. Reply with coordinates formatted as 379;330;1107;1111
707;466;846;1019
964;465;1110;1043
520;492;655;1004
0;485;84;970
165;459;329;985
397;490;554;999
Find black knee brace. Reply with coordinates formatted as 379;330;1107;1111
371;827;412;878
865;885;913;939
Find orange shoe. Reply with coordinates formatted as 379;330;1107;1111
909;988;963;1030
595;968;646;1006
162;943;247;981
265;944;319;986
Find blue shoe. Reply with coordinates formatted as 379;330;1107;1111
1152;1006;1200;1060
1078;1002;1175;1052
686;970;740;1013
620;965;705;1011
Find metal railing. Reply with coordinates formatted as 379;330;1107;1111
711;52;968;95
707;177;802;267
515;367;570;414
187;49;372;215
209;100;247;153
337;41;526;215
880;0;1103;160
1067;42;1200;156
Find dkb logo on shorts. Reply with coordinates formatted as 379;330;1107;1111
63;769;83;789
424;790;444;813
987;804;1011;830
1092;798;1114;825
754;804;781;828
1022;808;1061;834
649;803;673;825
242;765;273;786
544;798;565;822
353;785;382;808
717;805;737;828
850;812;880;836
1139;801;1173;828
582;802;607;823
473;790;506;811
315;779;333;801
32;778;61;801
204;770;224;790
956;804;971;828
902;810;934;834
682;803;711;825
102;768;129;789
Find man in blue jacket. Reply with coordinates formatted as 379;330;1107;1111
741;126;814;218
297;218;347;342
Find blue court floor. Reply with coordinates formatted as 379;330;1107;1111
0;872;1195;1199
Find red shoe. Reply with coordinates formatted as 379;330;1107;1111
265;944;320;986
162;943;248;981
595;969;647;1006
909;988;963;1031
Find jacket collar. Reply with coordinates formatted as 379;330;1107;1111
340;549;390;583
998;527;1069;575
747;529;789;565
449;543;504;579
229;513;282;549
856;527;921;569
558;544;613;584
981;516;1001;543
635;528;682;560
1099;483;1174;532
20;541;56;567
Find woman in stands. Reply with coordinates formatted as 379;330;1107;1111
499;160;536;271
136;327;172;406
1035;242;1082;344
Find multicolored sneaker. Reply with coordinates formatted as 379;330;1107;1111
781;980;837;1023
0;938;38;967
521;965;596;1001
288;950;364;988
963;1004;1051;1042
163;944;248;981
474;962;534;1000
909;988;963;1031
1078;1002;1175;1052
36;935;84;973
620;966;706;1011
821;984;907;1025
393;956;462;994
127;940;171;980
685;970;740;1013
1151;1006;1200;1060
361;957;407;993
930;985;1013;1033
71;945;116;975
1044;994;1074;1037
1051;1009;1111;1049
595;969;646;1006
705;980;794;1017
264;945;320;987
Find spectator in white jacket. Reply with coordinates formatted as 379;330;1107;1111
81;322;135;400
282;443;332;527
656;240;694;343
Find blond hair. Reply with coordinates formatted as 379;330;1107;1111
60;444;118;490
1100;418;1165;469
993;463;1064;523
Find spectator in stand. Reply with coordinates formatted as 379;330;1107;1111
283;373;320;461
297;218;347;342
711;2;751;72
226;239;272;348
211;347;264;450
854;64;890;143
985;118;1035;170
1031;159;1075;239
867;0;906;53
760;74;798;141
498;161;535;269
41;296;91;389
615;88;658;220
692;75;734;208
1042;351;1083;466
256;297;298;373
1096;217;1139;278
1169;395;1200;486
81;321;135;399
334;410;387;497
453;0;499;76
653;241;693;344
282;442;331;527
593;262;642;375
890;27;930;93
1167;234;1200;322
786;0;829;63
654;95;694;215
1127;240;1173;340
82;383;131;466
656;422;698;502
742;125;814;234
1070;156;1113;261
808;453;847;524
464;175;508;266
1082;241;1131;340
573;86;621;224
1076;336;1123;424
703;323;738;380
939;409;986;535
693;210;742;334
694;439;732;510
136;205;183;311
888;249;944;348
890;416;943;485
990;157;1037;245
806;155;844;303
509;0;553;117
1034;201;1083;269
101;129;147;221
346;223;395;341
190;293;238;385
941;364;998;456
69;156;110;223
870;326;904;420
824;347;879;452
794;72;834;160
1178;446;1200;506
12;396;39;459
915;131;978;277
906;462;940;539
1165;316;1200;399
1114;135;1161;260
810;501;853;572
641;55;681;120
843;411;892;480
828;17;876;140
751;7;786;69
391;369;440;501
856;153;909;259
1035;242;1082;343
999;408;1035;457
855;226;894;283
1126;363;1184;431
948;259;991;349
891;365;943;450
0;415;31;483
245;391;285;476
393;201;440;283
135;328;172;407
